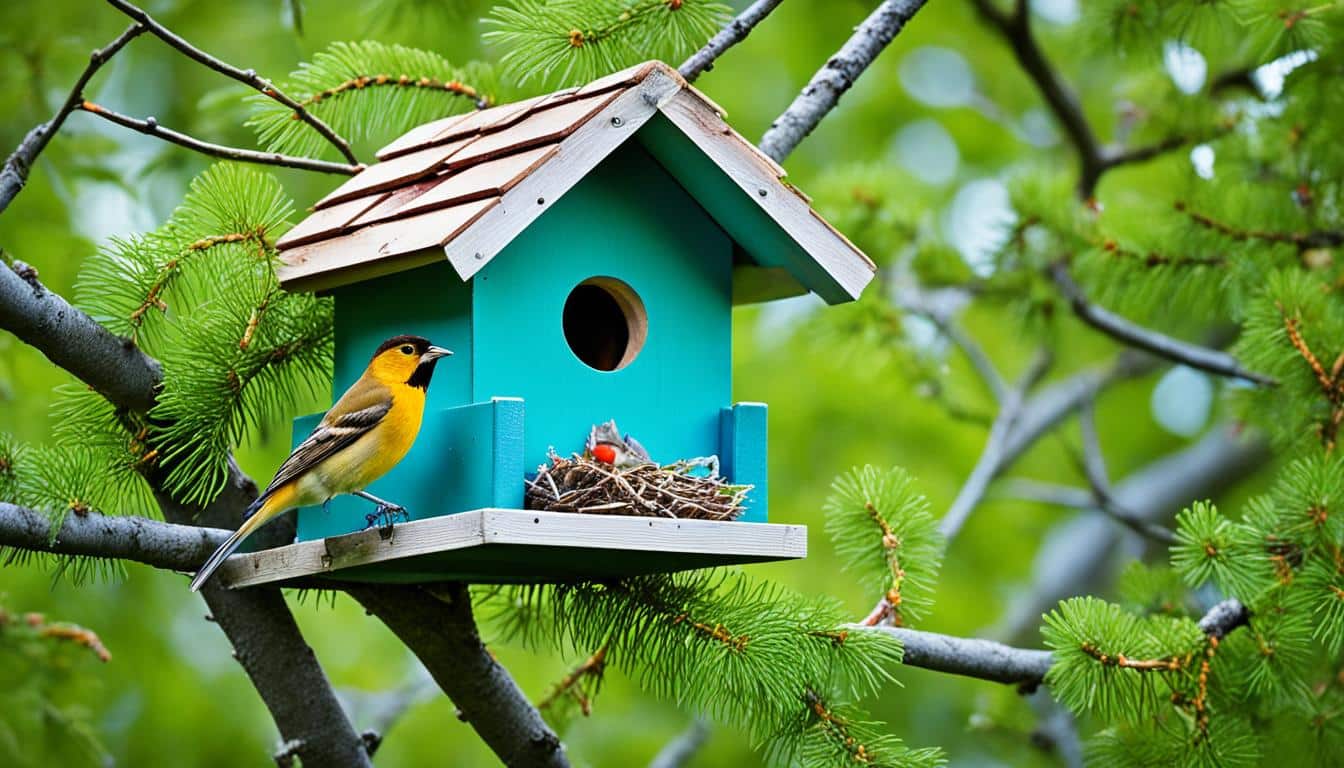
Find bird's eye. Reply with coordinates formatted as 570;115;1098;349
400;345;414;355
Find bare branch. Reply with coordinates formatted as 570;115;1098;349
679;0;784;83
759;0;929;162
79;101;360;175
648;719;711;768
105;0;358;164
0;502;225;570
968;0;1103;197
997;425;1268;645
1050;260;1275;386
0;259;162;412
940;349;1053;540
1100;135;1191;172
349;584;570;768
897;285;1006;401
0;23;144;216
870;594;1247;691
1198;598;1250;638
876;625;1053;687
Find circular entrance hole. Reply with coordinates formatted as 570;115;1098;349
562;277;647;371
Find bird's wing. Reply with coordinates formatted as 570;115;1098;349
253;378;394;505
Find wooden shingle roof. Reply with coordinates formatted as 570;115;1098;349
276;61;875;304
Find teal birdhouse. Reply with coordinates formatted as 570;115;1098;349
220;61;875;588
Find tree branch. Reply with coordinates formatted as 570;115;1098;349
872;595;1246;691
0;502;225;571
878;626;1053;687
1049;260;1276;386
997;425;1268;645
347;584;570;768
940;349;1053;540
0;23;144;216
648;719;711;768
105;0;358;164
759;0;929;162
78;101;360;175
0;263;368;767
968;0;1103;197
679;0;784;83
0;259;162;413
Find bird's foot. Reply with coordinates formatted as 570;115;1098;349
363;503;409;538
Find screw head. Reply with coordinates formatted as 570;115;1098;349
610;116;624;127
757;188;768;197
473;252;484;260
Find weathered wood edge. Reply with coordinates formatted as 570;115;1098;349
443;66;684;281
218;508;808;589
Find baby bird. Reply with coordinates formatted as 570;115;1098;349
190;335;451;591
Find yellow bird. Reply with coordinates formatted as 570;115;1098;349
190;335;452;591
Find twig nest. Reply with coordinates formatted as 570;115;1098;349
525;453;751;521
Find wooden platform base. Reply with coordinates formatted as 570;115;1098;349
218;509;807;588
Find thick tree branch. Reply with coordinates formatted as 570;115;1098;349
679;0;784;83
79;101;360;175
0;263;367;767
348;584;570;768
0;259;162;412
1049;260;1275;386
105;0;359;164
759;0;929;162
0;23;144;215
0;502;225;570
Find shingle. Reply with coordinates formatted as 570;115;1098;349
352;145;557;227
275;193;390;250
315;136;475;209
443;90;621;170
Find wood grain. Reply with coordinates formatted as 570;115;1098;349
217;508;807;589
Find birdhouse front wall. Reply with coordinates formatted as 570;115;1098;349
471;141;733;472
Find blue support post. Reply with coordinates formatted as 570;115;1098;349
719;402;768;523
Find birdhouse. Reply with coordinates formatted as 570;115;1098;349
220;61;874;588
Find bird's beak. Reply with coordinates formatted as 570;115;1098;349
422;346;453;363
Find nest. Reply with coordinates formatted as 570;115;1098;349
525;453;751;521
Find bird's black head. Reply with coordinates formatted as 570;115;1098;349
371;335;452;390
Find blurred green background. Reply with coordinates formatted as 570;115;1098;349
0;0;1264;765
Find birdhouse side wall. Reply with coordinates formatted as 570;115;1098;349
471;141;734;475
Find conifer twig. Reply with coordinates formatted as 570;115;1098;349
1049;260;1276;386
759;0;929;162
0;23;145;216
104;0;360;165
78;101;361;175
679;0;784;82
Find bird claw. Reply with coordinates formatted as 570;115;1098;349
363;504;409;538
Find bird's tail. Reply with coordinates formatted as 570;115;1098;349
189;494;274;592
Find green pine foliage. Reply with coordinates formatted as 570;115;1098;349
0;604;110;767
73;163;333;508
824;466;944;626
483;0;730;86
247;41;501;158
484;567;944;767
